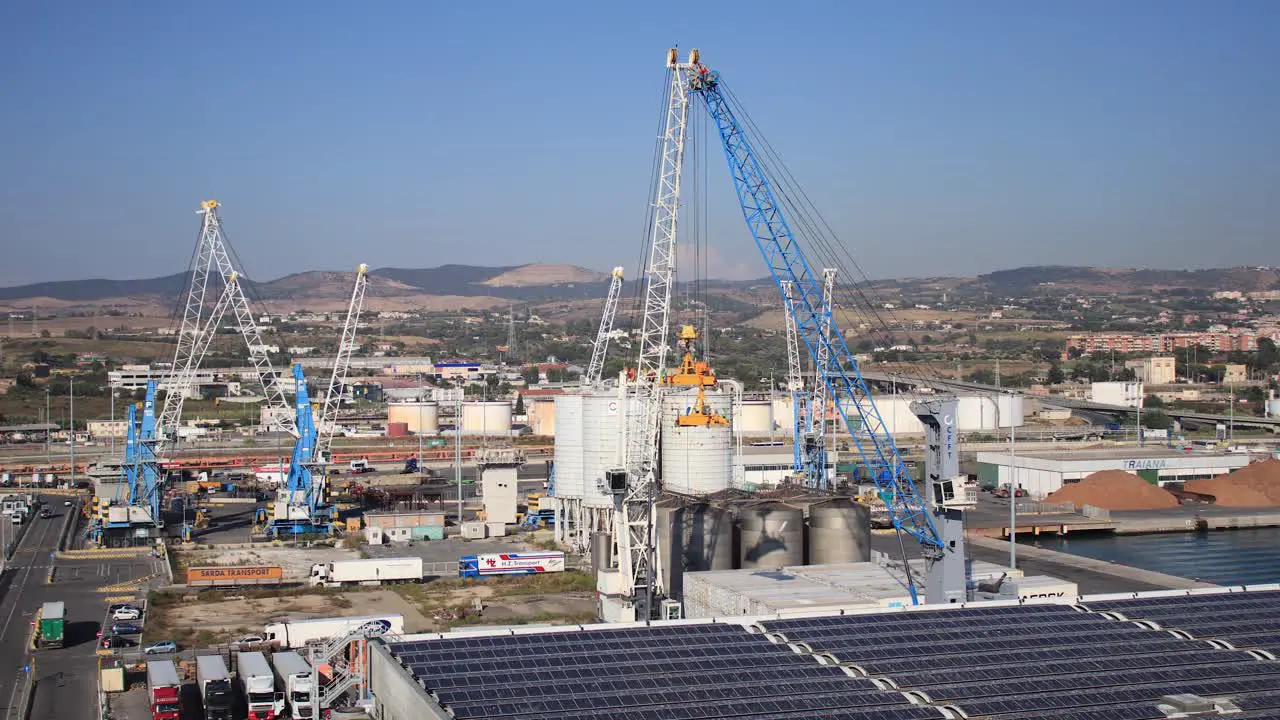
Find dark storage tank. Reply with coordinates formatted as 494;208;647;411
738;502;804;569
807;498;872;564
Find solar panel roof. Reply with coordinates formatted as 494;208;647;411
383;587;1280;719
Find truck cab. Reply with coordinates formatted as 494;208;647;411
348;458;374;474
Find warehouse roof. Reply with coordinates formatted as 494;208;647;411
382;584;1280;719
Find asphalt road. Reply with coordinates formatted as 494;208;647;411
0;497;165;720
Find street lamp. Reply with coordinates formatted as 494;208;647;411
984;392;1018;570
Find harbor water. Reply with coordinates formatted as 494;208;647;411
1024;528;1280;587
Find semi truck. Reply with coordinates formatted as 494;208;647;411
263;613;404;649
37;601;65;649
195;655;233;720
146;660;182;720
308;557;423;587
270;651;314;720
458;551;566;578
237;651;284;720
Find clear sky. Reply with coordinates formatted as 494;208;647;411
1;1;1277;286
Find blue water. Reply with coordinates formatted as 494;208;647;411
1025;528;1280;587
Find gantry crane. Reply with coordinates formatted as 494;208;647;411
159;200;296;453
612;49;969;608
782;269;834;489
585;267;625;386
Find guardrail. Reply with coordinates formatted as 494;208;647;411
1081;504;1112;520
1014;501;1078;515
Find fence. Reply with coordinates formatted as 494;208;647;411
1081;504;1112;520
1013;501;1077;515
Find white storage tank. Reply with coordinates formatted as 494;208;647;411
387;401;439;435
733;400;773;435
661;388;732;496
771;396;794;431
840;395;924;435
582;392;626;509
552;395;584;500
461;401;512;436
955;394;1025;430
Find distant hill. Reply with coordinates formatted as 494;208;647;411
0;272;190;302
969;265;1280;295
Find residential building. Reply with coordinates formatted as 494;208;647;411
1223;364;1247;385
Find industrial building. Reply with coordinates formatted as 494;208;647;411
1091;380;1145;407
1125;356;1177;385
365;585;1280;720
975;447;1250;497
362;510;446;544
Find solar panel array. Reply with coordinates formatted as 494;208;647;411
389;623;942;719
384;590;1280;719
758;591;1280;719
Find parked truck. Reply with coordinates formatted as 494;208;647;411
458;551;566;578
270;651;314;720
308;557;423;587
36;601;64;649
263;613;404;649
237;651;284;720
146;660;182;720
195;655;233;720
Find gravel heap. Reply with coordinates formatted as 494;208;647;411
1046;470;1180;511
1186;459;1280;507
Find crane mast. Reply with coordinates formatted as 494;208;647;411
619;49;696;611
159;200;296;451
780;280;807;474
585;267;625;386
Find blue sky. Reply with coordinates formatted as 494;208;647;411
1;1;1277;285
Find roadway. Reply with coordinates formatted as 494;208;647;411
0;497;166;720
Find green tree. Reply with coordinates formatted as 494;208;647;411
1047;363;1065;384
1144;394;1164;408
520;366;540;386
514;394;526;414
1142;410;1172;431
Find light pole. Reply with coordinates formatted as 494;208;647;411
455;396;463;524
69;378;75;486
44;390;51;464
1008;391;1017;570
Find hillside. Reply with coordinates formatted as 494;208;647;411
480;264;608;287
968;266;1280;295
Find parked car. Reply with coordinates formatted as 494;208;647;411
111;622;143;635
101;635;135;649
39;509;52;519
142;640;178;655
230;635;266;650
111;606;141;621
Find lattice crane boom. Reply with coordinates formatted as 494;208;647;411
585;267;625;386
159;201;296;450
315;264;369;461
780;280;806;473
686;57;944;566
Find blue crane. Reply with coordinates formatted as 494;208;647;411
684;56;945;601
265;364;332;538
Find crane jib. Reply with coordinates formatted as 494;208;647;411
689;73;943;552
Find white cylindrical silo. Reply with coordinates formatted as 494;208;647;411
843;395;925;435
733;400;773;435
387;401;439;434
582;392;626;509
661;388;732;496
461;401;512;435
771;396;794;431
552;395;584;500
528;399;557;436
955;393;1026;431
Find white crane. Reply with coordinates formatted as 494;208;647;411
585;267;625;386
618;48;697;613
780;280;807;474
314;264;369;462
158;200;295;451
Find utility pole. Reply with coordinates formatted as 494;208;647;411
1008;392;1017;570
69;378;75;485
455;397;463;524
45;390;51;464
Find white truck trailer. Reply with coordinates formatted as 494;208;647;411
237;651;284;720
263;613;404;649
270;651;314;720
308;557;424;587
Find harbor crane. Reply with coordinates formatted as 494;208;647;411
265;265;368;538
612;49;971;614
585;267;625;386
781;271;836;489
159;200;296;452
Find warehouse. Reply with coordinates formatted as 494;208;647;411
975;447;1249;498
365;585;1280;719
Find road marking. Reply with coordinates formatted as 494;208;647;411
0;509;56;716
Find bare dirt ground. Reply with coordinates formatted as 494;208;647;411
173;544;360;580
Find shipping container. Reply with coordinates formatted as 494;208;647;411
186;566;284;588
37;601;65;649
458;551;566;578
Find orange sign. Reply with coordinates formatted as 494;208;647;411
186;566;284;586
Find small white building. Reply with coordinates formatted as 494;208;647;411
1090;381;1144;408
975;448;1250;498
